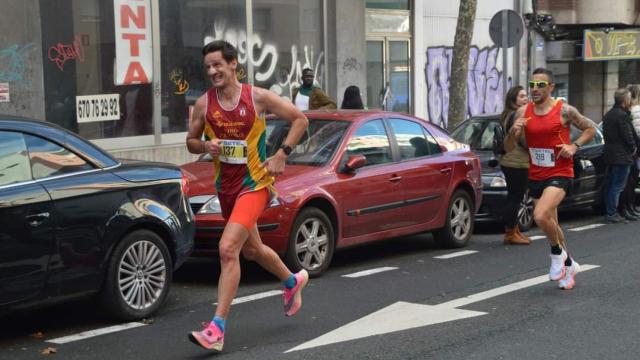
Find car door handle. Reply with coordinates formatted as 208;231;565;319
26;212;50;227
440;168;452;174
389;176;402;183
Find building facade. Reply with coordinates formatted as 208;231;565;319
1;0;524;164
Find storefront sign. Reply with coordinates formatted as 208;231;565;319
76;94;120;123
583;29;640;61
0;83;9;102
114;0;152;85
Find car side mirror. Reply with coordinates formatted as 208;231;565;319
487;158;499;168
343;155;366;173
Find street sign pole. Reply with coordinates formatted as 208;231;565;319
502;10;509;100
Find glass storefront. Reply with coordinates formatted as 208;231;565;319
31;0;325;149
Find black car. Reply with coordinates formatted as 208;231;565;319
0;117;194;320
451;114;606;230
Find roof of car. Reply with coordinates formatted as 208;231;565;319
302;109;422;121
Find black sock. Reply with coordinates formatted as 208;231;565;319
550;244;562;255
565;257;572;266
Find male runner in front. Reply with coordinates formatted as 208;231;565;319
186;40;309;352
506;67;596;290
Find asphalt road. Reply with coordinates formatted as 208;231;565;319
1;208;639;360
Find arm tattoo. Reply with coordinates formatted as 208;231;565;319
562;104;596;130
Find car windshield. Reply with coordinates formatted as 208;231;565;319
450;118;500;151
266;118;351;166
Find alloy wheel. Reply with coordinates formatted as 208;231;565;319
118;240;167;310
450;196;472;241
293;217;329;271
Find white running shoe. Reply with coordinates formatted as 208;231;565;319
558;260;580;290
549;250;567;281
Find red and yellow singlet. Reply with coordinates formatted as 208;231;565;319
203;84;275;218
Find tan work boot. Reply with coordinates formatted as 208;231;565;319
504;227;530;245
513;225;531;245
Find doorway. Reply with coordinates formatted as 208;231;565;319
366;38;411;113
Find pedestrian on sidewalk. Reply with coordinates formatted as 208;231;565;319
499;85;531;245
618;84;640;217
185;40;310;352
292;68;336;111
506;67;596;290
341;85;364;109
603;87;637;223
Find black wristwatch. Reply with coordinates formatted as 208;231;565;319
280;144;293;156
572;142;581;150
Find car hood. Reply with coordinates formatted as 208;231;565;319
180;162;322;197
112;159;182;182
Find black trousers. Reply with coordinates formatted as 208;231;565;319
619;163;639;211
501;166;529;228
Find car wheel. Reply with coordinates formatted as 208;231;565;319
285;207;335;277
101;229;173;320
434;190;474;248
517;190;534;231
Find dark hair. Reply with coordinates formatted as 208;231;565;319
341;85;364;110
532;67;554;83
500;85;524;126
302;68;314;74
202;40;237;63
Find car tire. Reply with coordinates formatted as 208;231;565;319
285;207;335;277
101;229;173;320
434;190;474;248
517;190;534;231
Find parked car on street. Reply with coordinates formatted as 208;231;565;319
181;110;482;276
0;117;194;320
450;114;606;230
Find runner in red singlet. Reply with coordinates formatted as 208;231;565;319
185;40;309;352
506;67;596;290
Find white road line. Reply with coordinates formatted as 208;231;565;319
434;250;478;259
569;223;605;231
342;267;398;278
47;322;147;344
529;235;546;241
213;290;282;306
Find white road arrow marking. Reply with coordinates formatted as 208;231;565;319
286;264;600;352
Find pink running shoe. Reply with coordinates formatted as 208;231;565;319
283;270;309;317
188;322;224;351
558;260;580;290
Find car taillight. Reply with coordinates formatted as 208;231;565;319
181;172;190;195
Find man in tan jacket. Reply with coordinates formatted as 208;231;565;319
292;68;337;110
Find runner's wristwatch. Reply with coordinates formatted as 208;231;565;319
572;142;581;149
280;144;293;156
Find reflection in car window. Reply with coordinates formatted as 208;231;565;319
25;134;94;179
389;118;431;159
265;119;350;166
450;119;499;150
0;131;32;186
346;119;391;166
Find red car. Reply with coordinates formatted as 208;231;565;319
181;110;482;276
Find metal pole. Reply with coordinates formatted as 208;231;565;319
502;10;509;100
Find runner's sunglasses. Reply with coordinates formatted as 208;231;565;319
528;80;550;89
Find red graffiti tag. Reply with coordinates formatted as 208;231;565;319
48;35;85;71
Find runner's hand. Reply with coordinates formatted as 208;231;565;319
204;140;221;156
511;117;529;137
556;143;577;158
261;152;287;176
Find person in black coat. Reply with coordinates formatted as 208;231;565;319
603;88;638;223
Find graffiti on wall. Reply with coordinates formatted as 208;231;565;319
0;43;35;83
169;68;189;95
48;35;85;71
204;18;325;99
425;45;510;128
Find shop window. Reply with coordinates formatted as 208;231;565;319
366;0;410;10
39;0;153;140
159;0;246;134
251;0;325;102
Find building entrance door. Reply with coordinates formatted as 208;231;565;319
366;38;411;113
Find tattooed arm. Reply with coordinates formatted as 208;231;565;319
557;103;596;158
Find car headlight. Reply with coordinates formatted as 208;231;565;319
482;175;507;188
193;194;282;215
198;196;222;214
